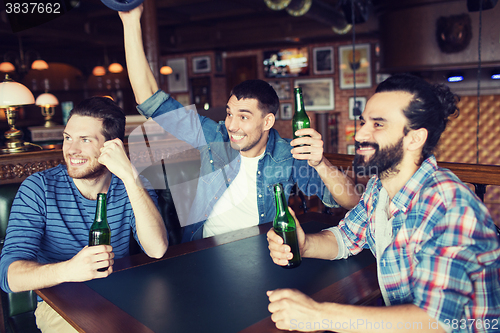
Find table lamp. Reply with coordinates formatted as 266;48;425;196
0;74;42;153
36;92;59;127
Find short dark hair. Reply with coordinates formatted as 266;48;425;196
68;97;126;141
376;73;459;159
230;79;280;116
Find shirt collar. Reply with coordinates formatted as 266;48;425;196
376;155;438;214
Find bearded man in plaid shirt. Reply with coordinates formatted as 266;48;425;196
267;73;500;333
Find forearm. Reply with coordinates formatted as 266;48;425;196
316;303;446;333
302;230;339;260
314;157;360;209
7;260;65;292
123;179;168;258
122;15;158;104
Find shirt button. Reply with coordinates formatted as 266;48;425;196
257;171;261;175
258;194;262;198
214;196;218;199
227;178;231;182
261;214;264;217
210;160;213;163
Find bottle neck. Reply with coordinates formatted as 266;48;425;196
274;185;287;215
294;90;306;115
93;193;107;224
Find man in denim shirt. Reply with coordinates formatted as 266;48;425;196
119;6;360;242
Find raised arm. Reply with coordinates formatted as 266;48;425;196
119;4;158;104
291;128;360;209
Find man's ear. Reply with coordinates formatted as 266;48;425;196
263;112;275;131
407;128;428;151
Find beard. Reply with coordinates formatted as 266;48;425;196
353;136;404;179
229;131;264;153
65;155;107;180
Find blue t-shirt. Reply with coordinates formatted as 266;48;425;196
0;164;158;293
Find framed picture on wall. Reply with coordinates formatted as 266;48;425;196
294;78;334;111
167;58;188;93
338;43;372;89
280;103;293;120
175;93;191;106
348;97;366;120
268;80;291;100
313;46;334;75
192;56;211;74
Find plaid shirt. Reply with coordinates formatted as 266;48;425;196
331;156;500;332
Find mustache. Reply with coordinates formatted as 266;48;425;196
355;141;379;150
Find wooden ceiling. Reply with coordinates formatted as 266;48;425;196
1;0;382;76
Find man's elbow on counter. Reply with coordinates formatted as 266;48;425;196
146;241;169;259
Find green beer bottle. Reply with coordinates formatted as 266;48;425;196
292;87;310;140
89;193;111;272
273;183;301;269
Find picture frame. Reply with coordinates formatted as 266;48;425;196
313;46;334;75
348;96;367;120
347;144;356;155
175;93;191;106
280;103;293;120
338;43;372;89
192;56;211;74
167;58;188;93
268;80;291;100
294;78;334;111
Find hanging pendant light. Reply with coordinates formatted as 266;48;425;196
108;62;123;74
92;66;106;76
160;66;173;75
0;62;16;73
31;59;49;70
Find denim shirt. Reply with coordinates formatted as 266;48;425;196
138;90;338;242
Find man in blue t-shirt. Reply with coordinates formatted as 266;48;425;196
0;97;168;332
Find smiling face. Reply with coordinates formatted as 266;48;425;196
225;95;274;157
63;115;107;180
353;91;414;178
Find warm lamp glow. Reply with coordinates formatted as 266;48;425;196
92;66;106;76
160;66;173;75
36;92;59;127
31;59;49;70
0;75;40;153
0;75;35;107
108;63;123;73
35;93;59;107
0;62;15;73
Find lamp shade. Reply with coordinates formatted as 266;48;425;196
92;66;106;76
108;63;123;73
31;59;49;70
0;77;35;107
36;93;59;107
160;66;173;75
0;62;15;73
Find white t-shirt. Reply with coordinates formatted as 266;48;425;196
374;187;395;306
202;152;263;238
